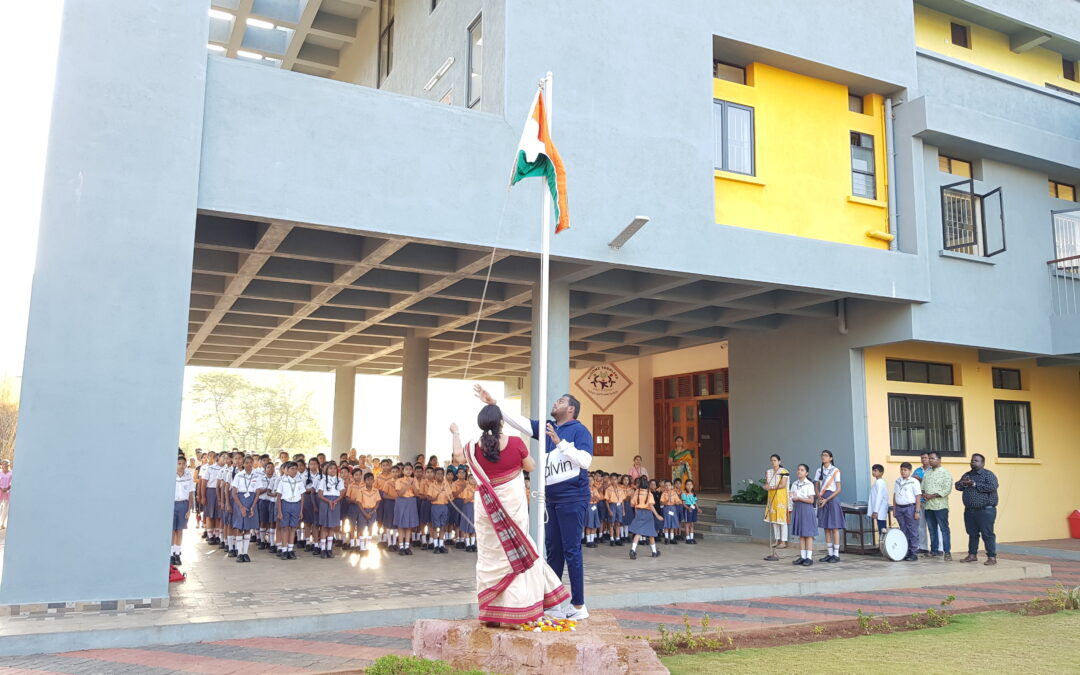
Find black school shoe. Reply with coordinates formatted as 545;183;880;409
325;548;334;558
801;558;814;566
228;549;238;558
629;549;637;560
456;541;466;549
651;550;662;558
827;556;840;563
170;554;179;566
818;554;832;563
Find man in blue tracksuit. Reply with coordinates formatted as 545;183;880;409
474;385;594;620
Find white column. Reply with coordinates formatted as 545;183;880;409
398;334;430;463
528;280;570;540
331;367;356;458
0;1;208;604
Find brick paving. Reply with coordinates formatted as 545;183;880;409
0;555;1073;673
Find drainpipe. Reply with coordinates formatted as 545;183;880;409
885;97;899;251
837;298;849;335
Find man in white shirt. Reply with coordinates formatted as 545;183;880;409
893;462;921;562
172;455;196;566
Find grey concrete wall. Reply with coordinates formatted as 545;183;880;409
728;302;918;508
338;0;505;115
0;1;207;604
198;44;929;304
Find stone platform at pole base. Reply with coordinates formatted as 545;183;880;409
413;612;668;674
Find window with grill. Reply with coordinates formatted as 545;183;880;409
950;22;970;49
1053;210;1080;268
1050;180;1076;201
713;100;754;175
995;400;1033;458
938;155;972;177
888;394;965;456
886;359;954;385
378;0;394;85
850;132;876;199
991;368;1021;390
941;179;1005;257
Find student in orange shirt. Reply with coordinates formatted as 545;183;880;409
456;472;477;552
605;474;624;547
428;467;452;554
393;463;421;555
354;472;381;552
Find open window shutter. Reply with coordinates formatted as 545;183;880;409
981;187;1005;257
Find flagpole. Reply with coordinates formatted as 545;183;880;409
535;71;553;560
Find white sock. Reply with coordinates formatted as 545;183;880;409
470;537;476;546
327;536;334;549
651;543;657;553
631;541;638;552
228;535;236;550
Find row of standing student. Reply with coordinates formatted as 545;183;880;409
580;471;701;558
172;450;483;565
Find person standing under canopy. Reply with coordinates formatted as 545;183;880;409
473;384;593;621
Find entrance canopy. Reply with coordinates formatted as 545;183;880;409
187;213;849;377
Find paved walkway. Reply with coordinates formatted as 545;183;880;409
0;554;1072;673
1;529;1045;647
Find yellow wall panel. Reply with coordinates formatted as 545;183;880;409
914;4;1080;95
713;63;891;249
865;342;1080;542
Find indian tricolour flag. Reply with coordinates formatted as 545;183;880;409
510;89;569;233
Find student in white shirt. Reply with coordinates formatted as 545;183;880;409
230;455;266;563
789;464;818;566
893;462;921;562
866;464;889;534
275;461;305;560
257;459;279;552
172;455;196;566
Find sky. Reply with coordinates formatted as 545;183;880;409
0;2;62;382
0;3;519;456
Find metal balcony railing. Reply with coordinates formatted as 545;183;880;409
1048;254;1080;316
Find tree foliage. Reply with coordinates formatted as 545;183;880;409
0;377;16;462
189;372;326;453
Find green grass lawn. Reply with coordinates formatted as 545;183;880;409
662;611;1080;675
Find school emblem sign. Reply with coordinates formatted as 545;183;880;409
575;363;633;412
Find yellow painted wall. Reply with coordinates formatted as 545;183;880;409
570;342;728;477
865;342;1080;542
914;5;1080;95
713;63;891;249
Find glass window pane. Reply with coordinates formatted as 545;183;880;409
848;94;863;114
671;407;681;423
1061;184;1076;201
712;102;724;169
938;155;951;173
852;172;875;198
468;17;482;108
726;105;753;174
851;146;874;173
687;426;696;442
686;405;695;421
714;62;745;84
905;361;928;383
696;374;709;396
953;160;972;178
886;359;903;381
928;363;953;385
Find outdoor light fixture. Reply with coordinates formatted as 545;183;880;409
424;57;456;91
208;9;234;21
237;49;263;60
207;44;226;52
608;216;651;249
246;17;275;29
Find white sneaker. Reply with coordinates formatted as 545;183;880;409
565;605;589;620
546;604;567;620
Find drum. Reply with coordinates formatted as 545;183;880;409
880;528;907;562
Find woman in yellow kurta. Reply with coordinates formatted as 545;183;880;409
764;454;790;549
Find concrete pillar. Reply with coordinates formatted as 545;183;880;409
398;334;430;463
331;367;356;458
0;2;208;604
528;281;570;542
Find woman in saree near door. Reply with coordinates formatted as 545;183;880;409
450;405;570;626
669;435;693;486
